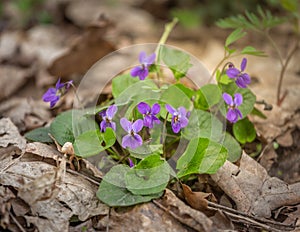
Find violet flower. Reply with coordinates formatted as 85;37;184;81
226;58;251;88
165;104;189;133
42;78;73;108
137;102;160;128
128;158;134;168
223;93;243;123
130;51;156;80
120;118;143;149
100;105;118;132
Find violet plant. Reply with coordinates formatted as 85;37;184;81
216;3;300;105
25;19;262;207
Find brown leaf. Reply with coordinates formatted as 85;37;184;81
211;152;300;218
0;98;51;132
182;183;217;217
0;118;26;154
48;17;115;77
0;65;32;102
154;189;214;232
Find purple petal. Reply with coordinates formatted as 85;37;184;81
138;69;149;80
42;88;57;101
235;77;247;88
178;107;187;117
152;115;160;125
226;109;238;123
151;103;160;115
106;105;117;118
143;115;153;128
65;80;73;90
144;53;156;66
172;121;181;133
240;58;247;72
130;66;142;77
132;119;143;133
179;116;189;128
222;93;233;106
50;98;60;108
55;78;64;90
100;120;107;132
110;122;116;131
226;68;240;78
137;102;151;114
240;73;251;84
236;109;242;119
165;104;177;115
128;158;134;168
122;134;142;149
139;51;147;63
234;93;243;106
120;118;132;133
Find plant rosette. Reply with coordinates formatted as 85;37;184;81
26;29;262;207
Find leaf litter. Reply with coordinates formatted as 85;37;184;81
1;1;300;231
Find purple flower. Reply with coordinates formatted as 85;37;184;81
100;105;118;132
165;104;189;133
130;51;156;80
223;93;243;123
226;58;251;88
42;78;73;108
137;102;160;128
128;158;134;168
120;118;143;149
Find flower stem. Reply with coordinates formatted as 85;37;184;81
154;18;179;84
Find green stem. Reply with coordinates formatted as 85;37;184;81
154;18;178;84
155;18;179;57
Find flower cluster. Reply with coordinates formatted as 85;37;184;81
42;78;73;108
223;58;252;123
98;102;189;150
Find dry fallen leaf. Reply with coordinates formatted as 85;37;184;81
211;152;300;218
0;117;26;154
181;183;217;217
0;65;33;102
48;17;115;77
154;189;214;232
0;97;51;132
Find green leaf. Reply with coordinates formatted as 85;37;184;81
97;165;163;207
74;128;116;158
194;84;222;110
50;110;98;145
241;46;267;57
114;77;160;108
223;132;242;162
125;154;170;195
160;46;192;81
280;0;298;12
225;28;247;47
233;118;256;144
176;137;227;178
112;74;139;98
182;109;224;142
160;84;192;111
24;127;52;143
